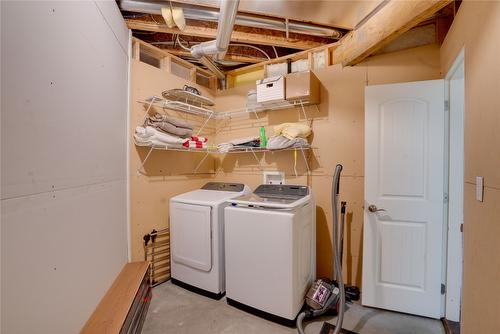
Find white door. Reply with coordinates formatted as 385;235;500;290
170;202;212;271
363;80;446;318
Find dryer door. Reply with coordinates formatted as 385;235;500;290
170;202;212;272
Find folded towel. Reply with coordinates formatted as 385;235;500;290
135;126;187;146
145;113;194;138
134;134;186;150
148;121;193;138
149;113;193;129
274;123;311;139
266;135;309;150
183;140;207;149
229;136;260;145
217;143;233;153
217;136;261;153
191;135;207;143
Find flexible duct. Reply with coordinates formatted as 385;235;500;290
190;0;239;60
119;0;343;39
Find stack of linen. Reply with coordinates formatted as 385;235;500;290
266;123;311;150
217;136;261;153
134;126;187;149
183;135;208;149
134;113;209;150
145;113;193;137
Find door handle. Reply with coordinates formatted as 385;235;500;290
368;204;385;213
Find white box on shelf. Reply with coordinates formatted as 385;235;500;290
256;76;285;103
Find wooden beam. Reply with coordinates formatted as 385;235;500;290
225;41;339;76
163;49;265;64
127;19;325;50
333;0;453;66
132;37;217;89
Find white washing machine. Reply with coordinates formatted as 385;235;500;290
170;182;251;299
224;184;316;323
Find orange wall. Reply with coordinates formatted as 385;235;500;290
129;60;216;261
214;44;442;286
440;2;500;332
130;44;442;287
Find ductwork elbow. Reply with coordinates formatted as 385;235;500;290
190;0;240;60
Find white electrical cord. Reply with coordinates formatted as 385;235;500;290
176;35;192;52
150;14;162;25
229;43;271;60
272;45;279;58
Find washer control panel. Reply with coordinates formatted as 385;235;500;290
254;184;309;199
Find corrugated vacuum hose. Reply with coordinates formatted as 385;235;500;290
297;164;349;334
331;164;345;334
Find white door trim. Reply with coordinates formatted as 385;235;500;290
443;49;465;322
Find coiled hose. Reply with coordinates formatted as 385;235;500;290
297;164;345;334
331;164;345;334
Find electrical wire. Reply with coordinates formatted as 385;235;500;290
229;43;271;60
150;14;162;25
272;45;279;58
176;35;192;52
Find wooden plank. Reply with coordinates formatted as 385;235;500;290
127;19;325;50
133;37;217;91
225;41;338;76
333;0;453;66
80;262;149;334
163;48;266;64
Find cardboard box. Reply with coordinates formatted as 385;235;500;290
256;76;285;103
285;71;320;104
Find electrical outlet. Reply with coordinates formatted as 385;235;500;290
476;176;484;202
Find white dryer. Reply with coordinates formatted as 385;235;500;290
170;182;250;299
224;184;316;323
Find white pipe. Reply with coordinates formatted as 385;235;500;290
190;0;240;60
190;0;239;60
119;0;343;39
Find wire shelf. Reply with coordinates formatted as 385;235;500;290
139;96;314;120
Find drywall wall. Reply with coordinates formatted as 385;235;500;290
129;60;216;261
440;2;500;332
215;44;442;286
1;2;129;333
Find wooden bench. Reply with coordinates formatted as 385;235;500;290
81;262;151;334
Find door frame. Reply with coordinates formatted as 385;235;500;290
443;48;465;322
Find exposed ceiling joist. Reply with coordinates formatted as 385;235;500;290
126;19;326;50
333;0;453;66
163;49;265;64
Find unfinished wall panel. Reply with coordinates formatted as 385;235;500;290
1;1;128;333
129;60;217;261
440;2;500;332
213;45;441;286
1;1;128;200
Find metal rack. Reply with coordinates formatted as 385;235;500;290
135;139;313;175
136;95;317;175
138;96;314;120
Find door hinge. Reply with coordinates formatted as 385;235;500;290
444;100;450;111
444;193;449;203
441;283;446;295
460;223;464;233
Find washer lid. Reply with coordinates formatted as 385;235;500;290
171;186;249;206
229;185;311;209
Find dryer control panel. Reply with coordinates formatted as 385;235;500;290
201;182;245;192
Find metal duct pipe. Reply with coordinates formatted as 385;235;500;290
190;0;239;60
119;0;343;39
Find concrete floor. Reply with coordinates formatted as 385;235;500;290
143;281;445;334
